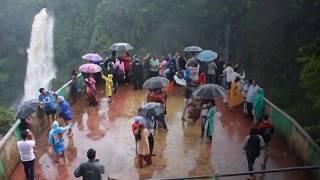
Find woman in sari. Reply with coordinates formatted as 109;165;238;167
83;74;98;106
228;77;244;109
253;88;265;124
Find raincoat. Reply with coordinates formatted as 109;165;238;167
253;88;264;121
228;81;243;108
205;106;216;137
48;121;72;154
102;74;113;97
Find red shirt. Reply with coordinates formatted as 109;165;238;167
123;56;132;72
147;92;165;104
132;122;139;134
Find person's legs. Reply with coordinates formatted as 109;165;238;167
201;116;207;137
145;155;152;165
182;98;190;121
138;154;143;168
148;134;154;155
159;114;168;130
29;159;35;180
246;152;256;177
138;77;143;90
246;102;253;121
65;120;72;136
22;161;30;179
262;144;269;169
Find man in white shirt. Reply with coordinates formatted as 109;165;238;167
245;80;260;121
17;130;36;180
223;63;234;90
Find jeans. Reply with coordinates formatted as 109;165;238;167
22;159;35;180
148;134;154;155
246;102;253;121
207;74;216;84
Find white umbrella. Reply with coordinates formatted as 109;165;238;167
110;42;134;51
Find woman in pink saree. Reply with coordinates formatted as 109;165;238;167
83;75;98;106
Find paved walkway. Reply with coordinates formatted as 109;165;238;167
11;85;309;180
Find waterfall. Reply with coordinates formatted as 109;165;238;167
22;8;56;102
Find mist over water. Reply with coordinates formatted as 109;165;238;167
22;8;56;102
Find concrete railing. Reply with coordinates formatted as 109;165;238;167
264;98;320;177
0;74;84;179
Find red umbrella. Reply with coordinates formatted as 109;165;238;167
79;63;102;73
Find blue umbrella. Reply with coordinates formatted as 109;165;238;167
197;50;218;62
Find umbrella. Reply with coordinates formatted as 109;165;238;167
79;63;102;73
82;53;103;62
138;102;164;118
183;46;203;52
16;99;40;119
197;50;218;62
174;74;186;86
143;76;170;89
192;84;226;99
110;42;134;51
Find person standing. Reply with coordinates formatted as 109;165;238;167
70;69;81;104
243;127;265;180
223;63;234;90
131;55;144;90
101;73;113;103
256;115;274;169
123;52;132;84
17;130;36;180
38;88;58;125
74;148;105;180
149;56;160;78
57;96;73;136
136;123;152;168
228;77;244;109
205;99;216;142
207;61;217;84
159;56;168;76
143;54;151;81
253;88;265;124
245;80;260;121
83;75;98;106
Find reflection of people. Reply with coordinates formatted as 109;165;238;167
137;124;152;168
242;127;265;180
17;130;36;180
38;88;58;124
74;148;105;180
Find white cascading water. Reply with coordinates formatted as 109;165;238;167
22;8;56;102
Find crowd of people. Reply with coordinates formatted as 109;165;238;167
16;49;275;180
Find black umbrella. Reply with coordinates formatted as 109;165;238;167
192;84;226;99
143;76;170;89
16;99;40;119
138;102;164;118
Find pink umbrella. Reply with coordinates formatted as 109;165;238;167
79;63;102;73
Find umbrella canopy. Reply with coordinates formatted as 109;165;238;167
174;74;186;86
82;53;103;62
192;84;226;99
138;102;164;118
183;46;203;52
197;50;218;62
143;76;170;89
16;99;40;119
110;42;134;51
79;63;102;73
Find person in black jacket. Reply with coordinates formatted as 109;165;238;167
131;55;144;90
242;127;265;180
74;148;105;180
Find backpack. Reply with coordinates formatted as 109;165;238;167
246;135;261;157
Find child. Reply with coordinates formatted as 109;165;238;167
48;121;72;163
101;73;114;103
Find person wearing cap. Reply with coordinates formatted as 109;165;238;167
57;96;73;136
101;73;114;103
74;148;105;180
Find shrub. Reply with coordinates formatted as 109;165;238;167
0;107;15;138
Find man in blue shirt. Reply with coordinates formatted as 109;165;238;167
57;96;73;136
245;80;260;121
38;88;58;125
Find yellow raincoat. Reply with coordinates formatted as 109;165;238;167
102;74;113;97
228;81;243;108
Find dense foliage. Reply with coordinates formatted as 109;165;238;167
0;0;319;139
0;107;15;137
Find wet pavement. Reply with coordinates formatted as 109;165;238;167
11;85;310;180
